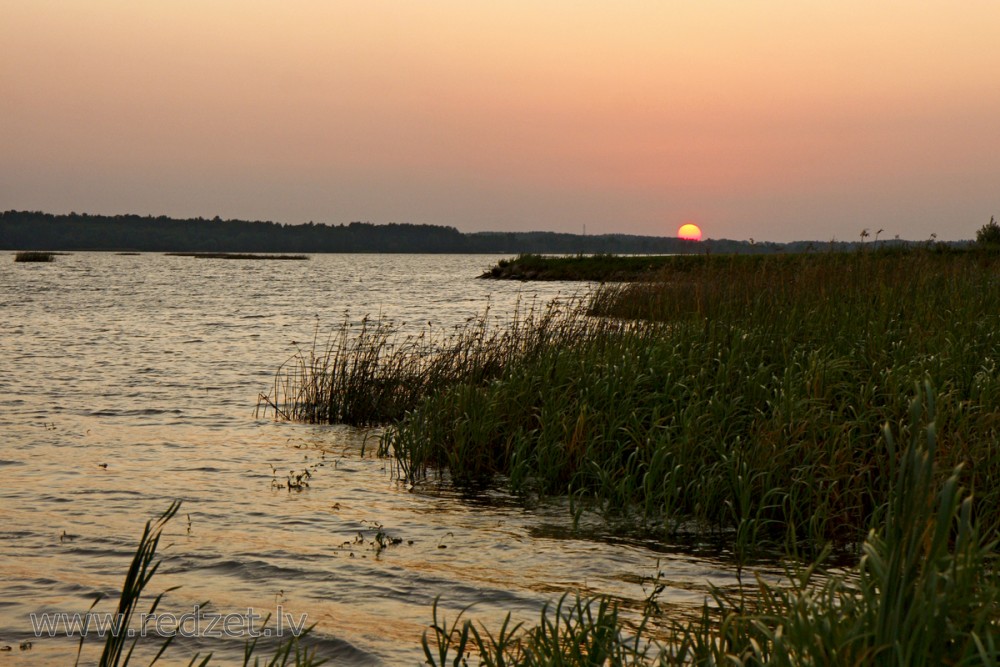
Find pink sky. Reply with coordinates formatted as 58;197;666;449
3;2;998;241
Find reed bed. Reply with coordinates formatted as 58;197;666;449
480;253;681;281
94;395;1000;663
256;299;623;427
14;251;55;262
425;390;1000;665
378;248;1000;554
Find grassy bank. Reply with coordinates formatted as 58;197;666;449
383;249;1000;553
425;393;1000;665
480;253;685;281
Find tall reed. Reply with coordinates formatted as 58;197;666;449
423;388;1000;665
381;248;1000;552
256;299;620;426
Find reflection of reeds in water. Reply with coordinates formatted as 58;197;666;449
15;251;55;262
256;298;615;426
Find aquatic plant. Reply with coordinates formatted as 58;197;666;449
14;251;55;262
164;253;309;260
424;389;1000;665
256;299;619;427
382;248;1000;553
480;253;682;281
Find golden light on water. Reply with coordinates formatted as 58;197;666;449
678;223;702;241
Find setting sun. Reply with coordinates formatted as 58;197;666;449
678;223;702;241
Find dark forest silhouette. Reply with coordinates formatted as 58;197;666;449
0;210;906;254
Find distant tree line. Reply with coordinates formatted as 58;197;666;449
1;210;962;254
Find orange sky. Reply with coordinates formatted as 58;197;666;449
2;2;998;241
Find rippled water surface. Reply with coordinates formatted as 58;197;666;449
0;253;744;665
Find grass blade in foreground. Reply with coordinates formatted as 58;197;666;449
75;501;324;666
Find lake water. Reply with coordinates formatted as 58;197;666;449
0;253;746;665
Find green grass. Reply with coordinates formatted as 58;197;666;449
425;388;1000;665
377;248;1000;555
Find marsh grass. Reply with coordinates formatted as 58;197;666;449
425;390;1000;665
15;251;56;262
260;247;1000;553
377;248;1000;555
480;253;682;281
83;391;1000;665
256;299;621;428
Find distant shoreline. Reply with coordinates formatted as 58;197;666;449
3;210;951;255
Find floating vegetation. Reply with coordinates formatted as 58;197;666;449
165;252;309;260
14;251;55;262
270;464;314;492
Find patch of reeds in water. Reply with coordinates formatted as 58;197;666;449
261;247;1000;556
165;252;308;260
479;253;680;281
14;251;55;262
377;248;1000;554
256;299;619;428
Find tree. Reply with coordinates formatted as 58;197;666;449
976;216;1000;246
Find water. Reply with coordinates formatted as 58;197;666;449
0;253;744;664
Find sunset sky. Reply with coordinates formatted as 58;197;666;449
3;2;998;241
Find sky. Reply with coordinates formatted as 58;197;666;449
2;2;999;242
